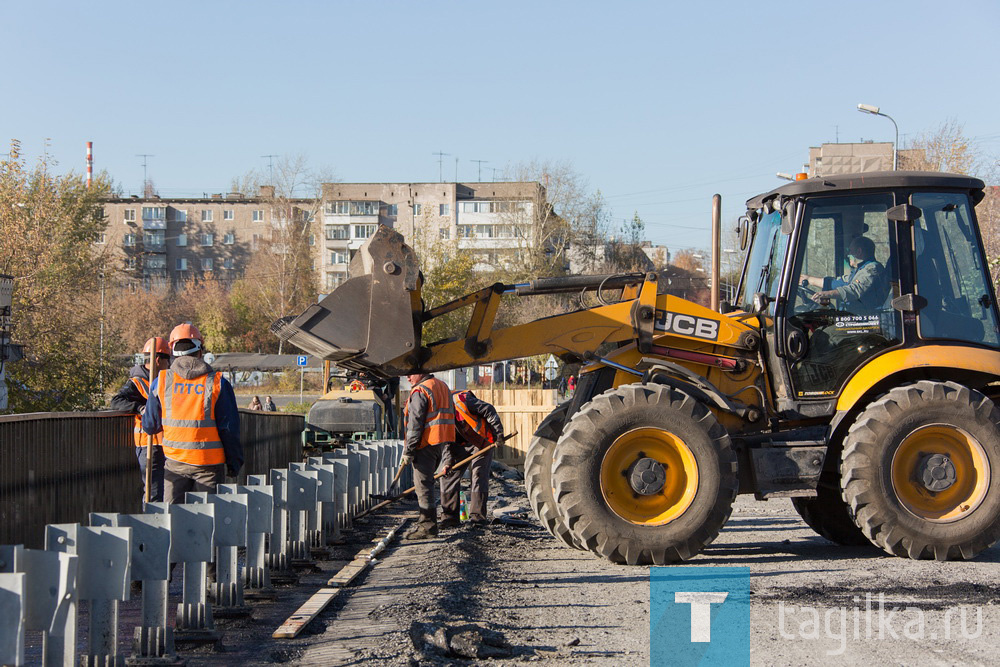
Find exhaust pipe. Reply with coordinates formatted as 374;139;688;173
711;194;721;312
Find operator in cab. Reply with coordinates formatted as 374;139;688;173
802;236;887;315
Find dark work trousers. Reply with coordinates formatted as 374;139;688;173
412;444;444;527
440;442;494;521
136;444;166;503
163;458;226;504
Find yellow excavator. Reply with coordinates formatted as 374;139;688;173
274;171;1000;565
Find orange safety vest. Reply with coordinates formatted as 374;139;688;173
404;377;456;448
452;390;495;449
155;370;226;466
130;376;162;448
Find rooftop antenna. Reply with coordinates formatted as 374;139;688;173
261;154;278;186
490;167;503;181
136;154;154;195
433;151;450;182
471;160;488;181
454;156;459;182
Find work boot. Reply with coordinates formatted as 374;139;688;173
404;522;438;540
469;514;489;526
439;516;461;529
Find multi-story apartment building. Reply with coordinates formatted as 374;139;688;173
101;186;316;287
319;182;543;290
807;142;925;177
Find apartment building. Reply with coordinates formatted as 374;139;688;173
101;186;316;287
319;181;543;290
807;142;925;177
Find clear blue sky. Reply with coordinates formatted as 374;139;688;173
3;0;998;251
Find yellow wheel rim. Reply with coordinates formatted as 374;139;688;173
890;424;991;523
599;427;699;526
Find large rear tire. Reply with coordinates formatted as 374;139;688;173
551;383;737;565
524;404;583;549
791;477;870;546
842;381;1000;560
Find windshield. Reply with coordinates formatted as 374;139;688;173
738;210;783;311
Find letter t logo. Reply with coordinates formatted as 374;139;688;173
674;592;729;642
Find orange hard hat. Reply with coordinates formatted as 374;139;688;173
168;322;205;356
143;337;170;356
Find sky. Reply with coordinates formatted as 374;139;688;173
3;0;999;251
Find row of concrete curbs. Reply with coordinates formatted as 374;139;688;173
0;440;408;666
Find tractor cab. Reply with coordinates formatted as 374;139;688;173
738;172;999;420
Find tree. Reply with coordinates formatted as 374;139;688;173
0;141;123;412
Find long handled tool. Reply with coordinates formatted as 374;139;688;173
355;431;517;519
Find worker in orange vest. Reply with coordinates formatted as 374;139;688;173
401;372;456;539
142;323;243;503
440;389;504;526
110;337;171;502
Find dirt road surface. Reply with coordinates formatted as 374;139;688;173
42;469;1000;665
174;470;1000;666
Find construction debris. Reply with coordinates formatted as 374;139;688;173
408;621;513;660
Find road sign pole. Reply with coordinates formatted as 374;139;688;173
299;366;304;403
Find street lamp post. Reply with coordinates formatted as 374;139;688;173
857;103;899;171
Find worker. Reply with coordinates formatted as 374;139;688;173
142;323;243;503
401;371;456;540
803;236;887;315
440;389;504;526
110;337;171;502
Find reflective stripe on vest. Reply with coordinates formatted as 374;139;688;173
452;390;494;448
157;370;225;465
404;377;456;448
131;376;162;447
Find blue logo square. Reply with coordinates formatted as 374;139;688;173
650;566;751;666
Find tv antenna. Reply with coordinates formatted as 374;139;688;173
261;154;278;185
433;151;450;182
471;160;488;181
136;154;154;191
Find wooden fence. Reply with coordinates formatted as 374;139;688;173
471;389;559;467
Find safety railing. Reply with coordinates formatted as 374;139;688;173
0;409;304;548
0;439;407;666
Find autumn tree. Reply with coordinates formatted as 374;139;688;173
0;141;123;412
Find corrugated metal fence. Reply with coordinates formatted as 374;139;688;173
0;409;303;548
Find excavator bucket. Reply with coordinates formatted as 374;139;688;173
271;225;421;371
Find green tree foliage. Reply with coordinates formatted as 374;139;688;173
412;238;480;344
0;141;123;412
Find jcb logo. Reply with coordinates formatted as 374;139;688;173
654;310;719;341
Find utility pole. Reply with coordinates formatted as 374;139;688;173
471;160;488;181
454;156;459;182
136;154;154;195
433;151;450;182
261;154;278;186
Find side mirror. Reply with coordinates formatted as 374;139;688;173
752;292;770;314
737;216;751;250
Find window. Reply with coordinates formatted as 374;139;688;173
326;225;349;240
201;210;213;222
252;234;260;250
176;258;188;271
353;224;377;239
123;233;136;247
124;257;137;270
327;201;349;215
387;204;398;216
144;231;164;246
202;258;213;271
458;225;472;238
201;233;214;247
94;232;106;244
224;232;235;245
176;233;187;247
146;255;166;269
308;234;316;246
440;203;450;216
913;192;1000;345
223;209;234;221
412;203;423;216
326;200;379;216
330;251;349;265
173;209;188;222
123;209;136;222
223;258;234;270
326;273;345;290
141;207;165;220
253;209;265;222
439;227;450;240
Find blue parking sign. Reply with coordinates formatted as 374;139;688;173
297;355;308;366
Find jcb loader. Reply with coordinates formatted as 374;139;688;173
274;171;1000;565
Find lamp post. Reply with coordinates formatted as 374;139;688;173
857;103;899;171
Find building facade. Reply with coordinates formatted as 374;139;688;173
101;187;316;288
807;142;925;177
319;181;543;290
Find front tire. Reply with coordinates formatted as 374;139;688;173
842;381;1000;560
551;383;737;565
791;477;870;546
524;404;582;549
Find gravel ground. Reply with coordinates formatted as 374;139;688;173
26;467;1000;665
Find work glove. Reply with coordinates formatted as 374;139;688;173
400;454;413;466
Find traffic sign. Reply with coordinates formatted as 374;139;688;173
296;355;308;367
545;354;559;369
545;367;558;381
